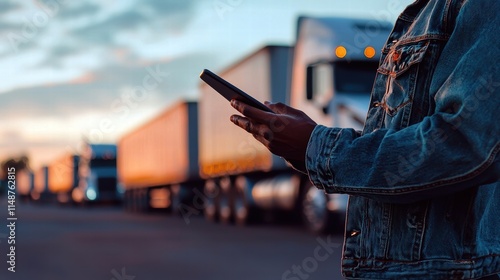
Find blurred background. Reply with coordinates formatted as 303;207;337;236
0;0;411;279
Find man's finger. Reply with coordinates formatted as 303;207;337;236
265;101;288;114
231;115;272;146
231;99;274;124
230;115;255;133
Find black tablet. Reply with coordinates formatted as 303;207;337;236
200;69;273;113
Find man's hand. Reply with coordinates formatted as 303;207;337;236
230;99;317;172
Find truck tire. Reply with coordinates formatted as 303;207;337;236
131;189;140;212
169;185;181;214
203;180;219;222
218;177;232;224
233;176;258;226
123;190;130;211
142;189;151;212
134;189;149;212
301;181;334;234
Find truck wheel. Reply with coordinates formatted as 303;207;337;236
233;176;257;226
203;180;219;222
142;189;151;212
301;182;332;234
136;189;148;212
123;190;131;211
218;177;232;224
169;185;181;214
135;189;143;212
131;190;139;212
128;189;135;211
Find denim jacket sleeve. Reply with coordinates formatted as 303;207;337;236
305;0;500;203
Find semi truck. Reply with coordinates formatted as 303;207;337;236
47;153;79;204
72;143;121;204
118;102;200;212
296;16;392;231
119;16;391;233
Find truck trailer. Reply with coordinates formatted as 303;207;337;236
118;101;200;212
47;153;79;204
198;45;296;225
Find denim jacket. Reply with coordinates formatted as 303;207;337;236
305;0;500;278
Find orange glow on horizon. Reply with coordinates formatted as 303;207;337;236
70;73;96;85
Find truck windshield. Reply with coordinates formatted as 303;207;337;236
333;61;379;94
90;158;117;168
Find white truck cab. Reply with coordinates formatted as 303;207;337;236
292;16;392;232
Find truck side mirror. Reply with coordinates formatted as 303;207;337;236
306;65;314;100
305;62;333;115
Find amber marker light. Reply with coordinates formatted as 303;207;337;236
364;46;376;58
335;46;347;58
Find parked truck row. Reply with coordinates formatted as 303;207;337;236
4;16;392;233
21;143;122;205
118;16;392;232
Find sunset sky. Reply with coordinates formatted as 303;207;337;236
0;0;411;169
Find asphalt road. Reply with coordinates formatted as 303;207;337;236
0;199;344;280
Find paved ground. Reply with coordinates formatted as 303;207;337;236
0;198;344;280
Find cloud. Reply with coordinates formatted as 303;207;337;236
0;1;201;72
56;2;101;19
138;0;198;33
71;10;147;45
140;0;193;13
0;50;217;168
0;52;216;120
0;21;21;34
0;34;39;58
138;0;196;28
36;43;84;68
0;1;21;16
70;0;198;46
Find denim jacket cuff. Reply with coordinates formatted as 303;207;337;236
305;125;342;193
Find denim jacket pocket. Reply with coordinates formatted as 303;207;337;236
376;41;430;120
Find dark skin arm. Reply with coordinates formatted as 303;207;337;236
229;99;317;173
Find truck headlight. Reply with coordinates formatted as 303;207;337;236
86;189;97;201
